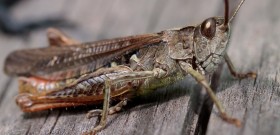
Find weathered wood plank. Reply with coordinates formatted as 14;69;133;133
0;38;23;106
207;0;280;135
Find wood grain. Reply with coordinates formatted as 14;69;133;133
1;0;278;135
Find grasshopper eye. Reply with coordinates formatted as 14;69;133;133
201;18;216;39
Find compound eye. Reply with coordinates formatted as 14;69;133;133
201;18;216;39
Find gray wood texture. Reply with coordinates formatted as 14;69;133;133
0;0;279;135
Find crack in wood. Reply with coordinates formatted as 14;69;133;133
24;124;31;135
49;111;62;134
38;111;51;134
240;107;248;135
269;71;278;101
0;78;12;107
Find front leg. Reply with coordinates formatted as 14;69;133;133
179;62;241;127
225;53;257;79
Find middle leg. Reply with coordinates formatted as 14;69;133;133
85;69;166;134
225;53;257;79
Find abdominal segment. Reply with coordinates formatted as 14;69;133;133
47;74;108;98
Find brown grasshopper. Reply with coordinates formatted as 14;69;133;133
4;0;256;134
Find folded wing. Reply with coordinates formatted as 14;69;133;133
4;33;162;80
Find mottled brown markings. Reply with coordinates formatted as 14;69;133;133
179;26;195;50
167;28;195;60
135;45;158;71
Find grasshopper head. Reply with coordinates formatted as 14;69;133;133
193;17;229;72
193;0;244;73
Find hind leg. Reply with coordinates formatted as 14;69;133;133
46;27;79;46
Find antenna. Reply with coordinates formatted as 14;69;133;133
224;0;229;26
229;0;245;23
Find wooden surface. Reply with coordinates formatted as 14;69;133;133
0;0;279;135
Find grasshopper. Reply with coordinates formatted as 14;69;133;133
4;0;256;134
